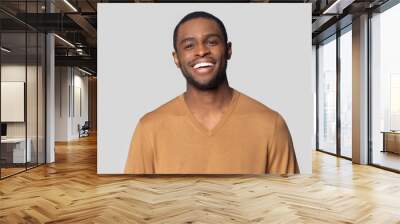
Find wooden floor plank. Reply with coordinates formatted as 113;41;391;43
0;134;399;223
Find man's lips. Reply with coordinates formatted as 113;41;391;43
193;66;214;74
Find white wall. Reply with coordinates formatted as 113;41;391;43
1;66;26;129
55;67;89;141
55;66;68;141
1;65;39;138
72;72;89;138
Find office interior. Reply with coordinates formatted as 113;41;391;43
0;0;399;223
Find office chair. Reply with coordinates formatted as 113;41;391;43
79;121;90;138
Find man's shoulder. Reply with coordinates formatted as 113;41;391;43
235;90;289;131
236;90;280;119
139;94;185;126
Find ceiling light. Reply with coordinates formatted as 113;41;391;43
54;34;75;48
323;0;340;14
78;67;93;76
322;0;354;15
1;47;11;53
63;0;78;12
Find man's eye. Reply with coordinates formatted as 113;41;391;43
184;44;194;49
207;40;218;46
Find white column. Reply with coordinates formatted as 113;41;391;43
46;1;55;163
46;33;55;163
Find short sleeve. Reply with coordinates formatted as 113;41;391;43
124;120;155;174
266;113;300;174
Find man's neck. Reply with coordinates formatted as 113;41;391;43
183;83;234;114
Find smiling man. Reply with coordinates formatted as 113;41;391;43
124;11;299;174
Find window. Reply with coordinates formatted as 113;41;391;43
339;28;352;158
370;2;400;171
318;36;337;154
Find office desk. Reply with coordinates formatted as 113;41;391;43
382;131;400;154
1;138;32;163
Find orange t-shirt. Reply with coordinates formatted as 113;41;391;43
124;89;299;174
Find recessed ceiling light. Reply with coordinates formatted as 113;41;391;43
1;47;11;53
322;0;354;15
78;67;93;76
54;34;75;48
63;0;78;12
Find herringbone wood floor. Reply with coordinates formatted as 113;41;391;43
1;134;400;224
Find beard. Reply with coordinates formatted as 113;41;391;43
181;61;228;91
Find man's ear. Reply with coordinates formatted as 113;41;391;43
172;51;181;68
226;42;232;60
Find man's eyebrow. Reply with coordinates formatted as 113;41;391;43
179;37;195;45
179;33;223;45
203;34;223;41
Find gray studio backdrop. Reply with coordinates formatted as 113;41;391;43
98;3;313;174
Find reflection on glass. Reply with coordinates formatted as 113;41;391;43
340;29;352;158
318;37;337;154
27;32;38;169
38;32;46;165
371;3;400;171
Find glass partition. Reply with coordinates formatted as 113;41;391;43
0;1;46;179
38;32;45;165
0;31;28;177
27;31;38;169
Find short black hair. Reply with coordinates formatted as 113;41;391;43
173;11;228;51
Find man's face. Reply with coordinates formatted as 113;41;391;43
173;18;232;90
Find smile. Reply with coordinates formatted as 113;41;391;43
192;61;215;74
193;62;214;69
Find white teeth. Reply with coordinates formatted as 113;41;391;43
193;62;214;69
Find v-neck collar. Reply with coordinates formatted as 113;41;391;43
180;89;240;137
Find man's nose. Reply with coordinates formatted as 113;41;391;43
195;43;210;57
